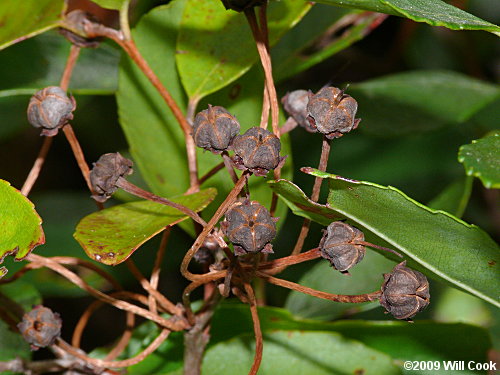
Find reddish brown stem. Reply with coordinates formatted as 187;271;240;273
256;271;382;303
244;282;263;375
181;172;249;282
291;137;331;256
222;151;239;184
199;161;225;185
21;137;53;196
60;45;81;91
149;228;171;314
355;241;403;258
115;177;206;226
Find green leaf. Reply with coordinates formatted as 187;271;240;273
285;251;396;320
176;0;310;100
203;330;399;375
74;189;216;265
269;175;500;307
427;176;473;218
0;32;120;98
0;0;65;50
0;180;44;276
117;0;189;198
315;0;500;35
89;0;128;10
458;131;500;189
274;9;382;82
210;304;491;372
349;70;500;137
380;0;500;35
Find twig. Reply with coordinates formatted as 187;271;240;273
181;172;249;282
199;161;225;185
26;254;188;331
115;177;206;226
256;271;382;303
222;151;239;184
60;45;81;91
243;282;263;375
291;137;331;256
126;258;182;315
149;228;171;314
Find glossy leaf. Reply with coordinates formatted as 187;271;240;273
176;0;310;100
269;174;500;307
349;70;500;137
89;0;128;10
285;251;396;320
315;0;500;34
74;189;216;265
274;9;383;82
0;180;45;276
458;131;500;189
0;32;119;98
0;0;65;50
203;330;399;375
117;1;189;197
427;176;473;218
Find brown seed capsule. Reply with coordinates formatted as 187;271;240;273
231;127;285;177
307;87;360;139
192;105;240;154
17;306;62;350
221;200;277;255
319;221;366;273
380;261;430;320
194;234;220;265
220;0;266;12
90;152;133;203
59;10;102;48
282;90;316;133
27;86;76;136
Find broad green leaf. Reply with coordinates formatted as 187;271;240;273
198;66;292;229
274;9;382;82
427;176;473;218
269;175;500;307
458;131;500;189
74;189;216;265
176;0;310;100
89;0;128;10
210;304;491;373
203;330;399;375
0;0;65;51
349;70;500;137
285;251;396;320
315;0;500;35
0;32;120;98
117;1;189;197
0;180;44;276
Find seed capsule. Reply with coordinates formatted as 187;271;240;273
307;87;360;139
221;200;277;255
380;261;430;320
319;222;365;273
27;86;76;136
282;90;315;132
59;10;102;48
231;127;285;176
18;306;62;350
192;105;240;154
220;0;266;12
90;152;133;203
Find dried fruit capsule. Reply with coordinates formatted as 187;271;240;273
307;87;360;139
27;86;76;136
90;152;133;202
231;127;285;176
18;306;62;350
220;0;266;12
319;222;365;273
221;200;277;255
282;90;316;132
192;105;240;154
59;10;102;48
380;261;430;320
